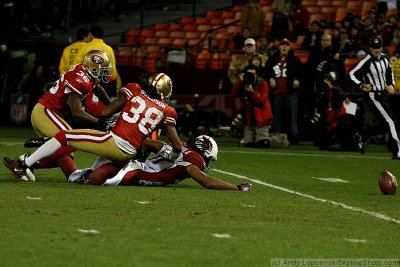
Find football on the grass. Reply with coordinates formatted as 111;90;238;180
378;170;397;195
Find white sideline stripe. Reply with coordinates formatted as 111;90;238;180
211;233;232;239
214;169;400;225
220;150;387;160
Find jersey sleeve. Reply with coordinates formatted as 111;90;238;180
163;106;178;126
120;83;141;101
62;65;94;95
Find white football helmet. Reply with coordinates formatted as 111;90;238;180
82;49;112;83
148;73;173;100
187;135;218;167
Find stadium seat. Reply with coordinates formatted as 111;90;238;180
154;23;168;30
221;11;235;19
143;37;157;46
331;0;346;7
186;32;201;39
154;30;169;38
344;58;358;73
182;24;197;32
316;0;333;6
115;47;132;66
170;31;185;38
209;18;224;26
195;17;209;24
169;23;183;31
126;29;141;44
195;50;211;69
206;10;221;19
171;38;187;49
158;38;171;47
197;25;211;32
181;16;195;24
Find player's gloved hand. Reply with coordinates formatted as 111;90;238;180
158;144;182;162
237;182;252;191
98;118;116;131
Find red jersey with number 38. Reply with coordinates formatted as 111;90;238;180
110;83;177;154
38;64;96;116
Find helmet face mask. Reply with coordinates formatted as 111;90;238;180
187;135;218;170
148;73;173;100
83;50;112;83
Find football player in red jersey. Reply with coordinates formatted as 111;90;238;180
14;49;113;181
68;135;252;191
4;73;183;182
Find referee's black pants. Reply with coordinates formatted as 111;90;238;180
363;91;400;158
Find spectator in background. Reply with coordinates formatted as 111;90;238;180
228;38;268;86
290;1;310;38
271;0;292;40
21;62;49;112
316;74;358;151
337;29;357;58
240;0;265;40
302;20;323;52
232;27;252;50
76;25;121;97
231;64;288;148
265;38;303;144
59;28;92;75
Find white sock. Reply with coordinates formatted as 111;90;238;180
25;138;62;166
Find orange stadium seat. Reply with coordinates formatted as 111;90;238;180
195;52;210;69
171;38;187;49
232;5;243;12
344;58;358;73
209;18;224;26
154;30;169;38
126;29;141;44
182;24;197;32
169;23;182;31
154;23;168;30
195;17;209;24
143;37;157;46
197;25;211;32
331;0;346;7
221;11;235;19
316;0;333;6
186;31;201;39
206;10;221;19
301;0;317;6
170;31;185;38
181;16;195;24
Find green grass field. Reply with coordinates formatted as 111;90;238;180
0;127;399;267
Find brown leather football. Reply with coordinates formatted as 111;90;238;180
378;170;397;195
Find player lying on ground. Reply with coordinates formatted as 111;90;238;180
68;135;252;191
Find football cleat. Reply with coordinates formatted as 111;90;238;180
24;137;50;148
3;157;33;181
19;154;35;181
354;133;366;154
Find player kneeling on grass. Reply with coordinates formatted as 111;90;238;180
68;135;252;191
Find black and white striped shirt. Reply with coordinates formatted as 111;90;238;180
349;53;395;92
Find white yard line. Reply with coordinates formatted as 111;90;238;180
214;169;400;225
220;150;387;160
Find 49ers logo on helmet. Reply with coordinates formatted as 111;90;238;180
90;55;104;64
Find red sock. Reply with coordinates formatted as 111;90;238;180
56;155;77;179
36;158;58;169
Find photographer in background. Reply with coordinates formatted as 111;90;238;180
231;64;289;148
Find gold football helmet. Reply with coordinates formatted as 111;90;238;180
148;73;173;100
82;49;112;83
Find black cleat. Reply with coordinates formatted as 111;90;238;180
354;133;366;154
24;137;50;148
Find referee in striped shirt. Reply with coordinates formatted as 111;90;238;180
349;36;400;159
